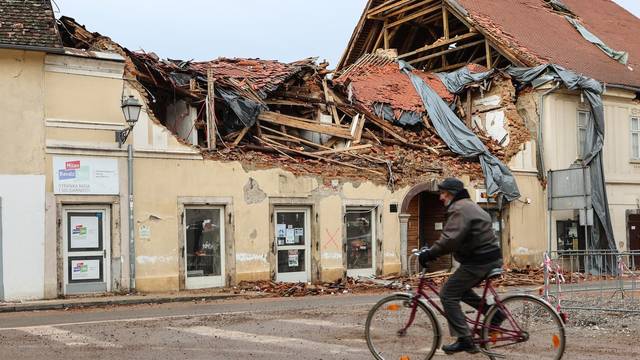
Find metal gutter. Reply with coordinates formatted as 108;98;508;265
0;43;65;54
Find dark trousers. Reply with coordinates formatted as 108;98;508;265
440;259;503;337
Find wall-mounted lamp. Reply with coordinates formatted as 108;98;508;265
115;95;142;147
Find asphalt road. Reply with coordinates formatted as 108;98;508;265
0;294;637;359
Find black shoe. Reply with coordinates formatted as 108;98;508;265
442;336;479;354
489;309;506;328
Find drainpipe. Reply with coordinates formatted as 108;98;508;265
539;82;560;254
128;144;136;291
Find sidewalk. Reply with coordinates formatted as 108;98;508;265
0;289;243;313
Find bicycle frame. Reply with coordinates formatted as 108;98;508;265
401;270;526;347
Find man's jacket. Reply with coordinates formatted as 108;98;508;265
430;190;502;265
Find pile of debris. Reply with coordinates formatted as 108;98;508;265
57;16;529;189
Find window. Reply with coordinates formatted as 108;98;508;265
632;117;640;160
577;110;589;159
346;208;375;271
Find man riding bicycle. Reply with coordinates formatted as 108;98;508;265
418;178;504;354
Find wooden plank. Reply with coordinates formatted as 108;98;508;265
258;137;295;160
442;7;450;39
485;40;492;69
259;125;331;150
266;140;383;175
263;134;301;144
232;126;250;147
385;4;441;29
206;69;216;149
367;0;415;18
408;39;484;64
258;111;353;139
264;99;314;108
312;144;372;156
383;23;390;49
385;0;433;19
322;79;341;125
354;115;366;144
398;32;478;60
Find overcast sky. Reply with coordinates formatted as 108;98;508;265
54;0;639;67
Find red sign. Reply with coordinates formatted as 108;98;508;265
65;160;81;170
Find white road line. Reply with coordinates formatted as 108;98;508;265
278;318;360;329
18;326;121;348
168;326;367;354
0;310;251;331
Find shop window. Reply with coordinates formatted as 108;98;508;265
346;208;375;270
556;219;589;252
185;208;222;278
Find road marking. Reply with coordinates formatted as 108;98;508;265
18;326;121;348
278;318;360;329
168;326;366;354
0;311;251;331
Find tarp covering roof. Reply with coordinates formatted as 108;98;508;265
456;0;640;88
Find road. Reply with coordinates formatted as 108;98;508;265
0;293;637;359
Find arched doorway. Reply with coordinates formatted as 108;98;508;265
400;181;452;273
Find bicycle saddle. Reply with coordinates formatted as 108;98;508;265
485;268;503;280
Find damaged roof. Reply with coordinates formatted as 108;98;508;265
455;0;640;88
0;0;62;51
339;0;640;89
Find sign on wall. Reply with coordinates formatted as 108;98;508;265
68;257;103;282
53;156;119;195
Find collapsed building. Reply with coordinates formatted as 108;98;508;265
1;0;639;299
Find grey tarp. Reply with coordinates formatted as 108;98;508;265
399;61;521;201
216;87;266;131
374;102;422;126
505;64;617;254
565;16;629;65
435;67;494;94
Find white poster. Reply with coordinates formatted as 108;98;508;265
286;228;296;244
70;215;100;249
288;253;299;267
276;224;287;238
53;156;119;195
70;259;101;281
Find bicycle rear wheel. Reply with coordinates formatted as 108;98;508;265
365;294;441;360
482;294;565;360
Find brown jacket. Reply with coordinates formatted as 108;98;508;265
430;191;502;265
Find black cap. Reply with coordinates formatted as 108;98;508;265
437;177;465;194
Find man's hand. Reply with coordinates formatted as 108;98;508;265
418;247;436;267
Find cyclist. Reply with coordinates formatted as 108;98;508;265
418;178;504;354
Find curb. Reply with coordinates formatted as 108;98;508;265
0;293;237;313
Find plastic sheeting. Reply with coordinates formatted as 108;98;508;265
435;67;494;94
565;16;629;65
373;102;422;126
505;64;617;253
216;87;266;131
399;61;521;202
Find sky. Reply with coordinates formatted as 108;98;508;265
53;0;639;67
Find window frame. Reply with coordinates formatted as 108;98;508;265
631;116;640;161
577;110;590;160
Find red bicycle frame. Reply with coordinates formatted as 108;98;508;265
401;271;526;347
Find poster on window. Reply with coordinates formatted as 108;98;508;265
53;156;119;195
288;251;299;267
70;258;102;282
69;215;101;249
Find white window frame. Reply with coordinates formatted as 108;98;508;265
631;116;640;160
345;206;377;278
577;110;590;160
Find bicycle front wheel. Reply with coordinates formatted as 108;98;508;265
365;294;441;360
482;294;565;360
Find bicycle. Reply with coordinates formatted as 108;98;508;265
365;252;566;359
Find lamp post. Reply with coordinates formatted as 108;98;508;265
117;95;141;292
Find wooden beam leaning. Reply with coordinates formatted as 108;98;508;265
485;40;492;69
312;144;372;156
385;4;441;29
408;39;484;64
398;32;478;60
385;0;435;19
257;111;353;139
206;68;216;149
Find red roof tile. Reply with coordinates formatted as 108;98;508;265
0;0;62;50
456;0;640;88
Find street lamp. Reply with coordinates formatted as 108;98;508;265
116;95;142;293
116;95;142;147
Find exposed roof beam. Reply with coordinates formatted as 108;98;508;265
384;4;441;29
408;39;485;64
399;31;479;60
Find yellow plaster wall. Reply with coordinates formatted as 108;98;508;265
0;49;46;174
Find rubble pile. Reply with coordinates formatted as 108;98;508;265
56;17;530;189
